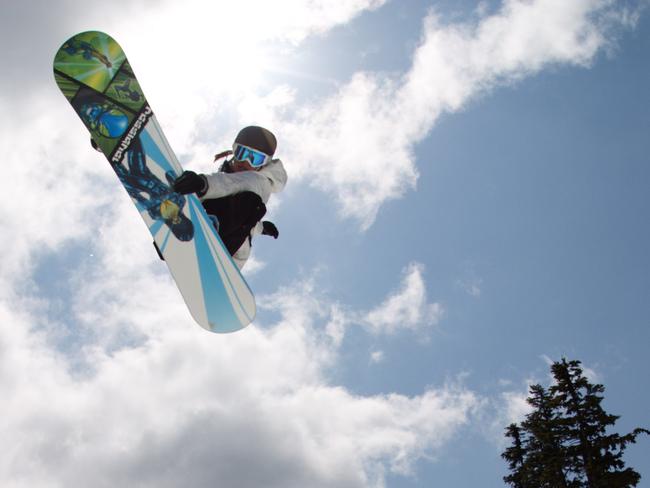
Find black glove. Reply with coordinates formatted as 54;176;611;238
173;171;208;196
262;221;279;239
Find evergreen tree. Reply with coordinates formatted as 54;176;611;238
502;359;648;488
549;358;649;488
503;384;573;488
503;423;530;488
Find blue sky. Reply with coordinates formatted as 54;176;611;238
1;1;649;487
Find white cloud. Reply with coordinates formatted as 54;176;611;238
581;365;600;383
458;278;482;297
500;389;534;426
242;255;267;275
0;263;478;488
487;389;534;449
270;263;442;340
258;262;442;344
480;377;536;448
370;350;385;363
456;263;483;298
0;94;113;287
274;0;645;228
112;0;389;158
362;263;443;335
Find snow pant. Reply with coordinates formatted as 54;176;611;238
201;191;267;256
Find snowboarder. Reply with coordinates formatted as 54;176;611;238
172;126;287;269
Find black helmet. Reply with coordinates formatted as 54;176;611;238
234;126;277;157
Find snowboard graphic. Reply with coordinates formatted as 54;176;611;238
53;31;255;333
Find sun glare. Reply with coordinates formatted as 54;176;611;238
121;2;276;97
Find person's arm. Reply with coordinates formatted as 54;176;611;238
202;171;272;201
173;170;273;201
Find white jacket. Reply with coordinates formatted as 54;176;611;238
201;159;287;268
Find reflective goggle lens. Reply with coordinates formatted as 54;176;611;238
233;144;269;167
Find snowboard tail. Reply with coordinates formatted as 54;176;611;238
53;31;256;333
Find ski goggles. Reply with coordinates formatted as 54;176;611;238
232;143;271;168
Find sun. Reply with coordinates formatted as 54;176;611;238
120;3;275;96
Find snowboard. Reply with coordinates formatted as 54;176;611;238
53;31;256;333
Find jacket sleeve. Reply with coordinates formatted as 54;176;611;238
200;158;287;202
201;171;273;202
